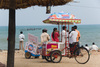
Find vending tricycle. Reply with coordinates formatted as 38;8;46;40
42;12;90;64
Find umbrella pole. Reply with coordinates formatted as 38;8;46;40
7;0;16;67
68;24;69;47
67;24;70;56
58;23;60;32
58;23;60;41
61;24;63;42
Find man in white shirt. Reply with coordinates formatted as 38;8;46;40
84;44;89;50
61;26;67;43
19;31;25;51
69;27;78;44
69;27;78;55
90;42;99;51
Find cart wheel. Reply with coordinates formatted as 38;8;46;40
25;52;31;59
45;56;52;62
50;51;62;63
74;47;90;64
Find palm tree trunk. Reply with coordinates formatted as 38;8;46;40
7;0;16;67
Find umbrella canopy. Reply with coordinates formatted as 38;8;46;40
43;12;81;25
0;0;72;9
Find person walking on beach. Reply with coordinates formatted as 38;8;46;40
19;31;25;51
51;28;59;42
41;29;50;44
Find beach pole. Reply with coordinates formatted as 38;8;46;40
7;0;16;67
58;23;60;41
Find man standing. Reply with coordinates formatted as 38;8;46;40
41;29;50;44
61;26;67;43
74;25;80;47
69;27;78;44
19;31;25;51
69;27;78;55
41;29;50;59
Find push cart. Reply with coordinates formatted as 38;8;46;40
25;33;42;59
42;12;90;64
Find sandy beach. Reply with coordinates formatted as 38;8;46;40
0;50;100;67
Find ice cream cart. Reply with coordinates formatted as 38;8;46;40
42;12;90;64
25;33;42;59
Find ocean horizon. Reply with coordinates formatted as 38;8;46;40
0;24;100;50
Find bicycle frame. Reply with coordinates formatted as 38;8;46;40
61;42;78;56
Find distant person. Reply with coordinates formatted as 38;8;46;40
69;27;78;55
84;44;89;50
90;42;99;51
19;31;25;51
41;29;50;44
61;26;67;43
51;28;59;42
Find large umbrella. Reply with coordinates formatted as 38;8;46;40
0;0;72;13
43;12;81;55
0;0;72;67
43;12;81;37
43;12;81;25
0;0;72;9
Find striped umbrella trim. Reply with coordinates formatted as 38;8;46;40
48;19;81;23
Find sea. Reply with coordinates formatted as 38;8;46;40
0;24;100;50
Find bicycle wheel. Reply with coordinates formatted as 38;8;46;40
45;56;52;62
74;47;90;64
50;50;62;63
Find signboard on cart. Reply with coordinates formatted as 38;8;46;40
47;43;58;49
25;42;37;54
28;33;38;44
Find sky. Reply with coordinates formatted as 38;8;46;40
0;0;100;26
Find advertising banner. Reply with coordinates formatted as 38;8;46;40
25;42;37;54
28;33;38;44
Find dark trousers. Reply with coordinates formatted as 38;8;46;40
42;55;45;59
69;42;80;55
76;42;80;55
